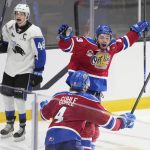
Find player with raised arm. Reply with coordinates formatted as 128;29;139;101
57;21;150;149
40;70;136;150
0;3;46;142
57;22;150;100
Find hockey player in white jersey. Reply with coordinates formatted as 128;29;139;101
0;3;46;142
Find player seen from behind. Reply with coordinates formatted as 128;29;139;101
40;70;136;150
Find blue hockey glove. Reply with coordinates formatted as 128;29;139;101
120;113;136;129
40;100;48;109
57;24;73;41
130;21;150;36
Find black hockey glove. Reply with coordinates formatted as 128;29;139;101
30;68;43;87
30;74;43;87
0;34;3;48
0;33;8;53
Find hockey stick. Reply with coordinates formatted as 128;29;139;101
143;0;146;92
0;0;7;32
131;72;150;114
0;0;12;32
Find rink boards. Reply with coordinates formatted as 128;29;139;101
0;42;150;123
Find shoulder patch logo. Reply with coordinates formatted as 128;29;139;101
86;50;94;57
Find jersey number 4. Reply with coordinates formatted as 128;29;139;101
54;106;67;123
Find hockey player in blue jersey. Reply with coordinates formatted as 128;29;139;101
0;3;46;142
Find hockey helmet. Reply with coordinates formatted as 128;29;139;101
70;70;90;91
14;4;30;19
95;24;112;39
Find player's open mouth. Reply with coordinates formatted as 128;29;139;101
101;44;107;47
16;19;21;22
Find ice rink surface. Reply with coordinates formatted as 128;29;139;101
0;109;150;150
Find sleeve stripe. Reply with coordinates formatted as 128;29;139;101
40;110;49;121
109;39;116;46
100;116;113;127
63;38;74;52
101;116;116;130
123;35;130;50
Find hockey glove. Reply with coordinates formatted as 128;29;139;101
0;33;2;43
0;41;8;53
57;24;73;41
120;113;136;129
0;39;3;52
40;100;48;109
30;71;43;87
0;34;3;51
130;21;150;36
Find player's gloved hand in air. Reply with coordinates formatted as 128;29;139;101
57;24;73;41
30;68;43;87
40;100;48;109
120;113;136;129
130;21;150;36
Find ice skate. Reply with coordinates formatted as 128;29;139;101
13;127;26;142
0;124;14;138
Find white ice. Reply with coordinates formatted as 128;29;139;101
0;109;150;150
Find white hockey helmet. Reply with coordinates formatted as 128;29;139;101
14;4;30;19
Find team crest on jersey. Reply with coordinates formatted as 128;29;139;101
13;44;25;56
86;50;94;57
91;51;110;69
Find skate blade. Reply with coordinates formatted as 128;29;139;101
13;135;25;142
0;132;13;138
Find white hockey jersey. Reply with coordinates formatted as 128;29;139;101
2;20;45;77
